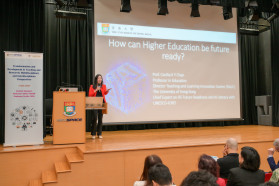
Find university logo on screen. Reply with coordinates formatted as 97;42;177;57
102;24;110;34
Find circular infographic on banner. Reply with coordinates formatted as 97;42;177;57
10;106;38;131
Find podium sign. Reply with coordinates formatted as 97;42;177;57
53;92;86;144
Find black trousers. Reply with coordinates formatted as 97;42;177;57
91;109;103;136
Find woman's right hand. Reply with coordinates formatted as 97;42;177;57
96;86;101;92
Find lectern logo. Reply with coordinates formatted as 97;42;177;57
64;102;76;117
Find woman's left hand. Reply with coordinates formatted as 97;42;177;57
107;88;112;93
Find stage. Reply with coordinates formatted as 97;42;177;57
0;125;278;186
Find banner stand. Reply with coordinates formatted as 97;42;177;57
4;51;44;147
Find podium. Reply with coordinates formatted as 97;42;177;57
52;91;86;144
86;97;108;114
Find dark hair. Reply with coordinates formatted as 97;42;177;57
93;74;103;89
198;154;220;177
259;182;279;186
180;170;218;186
146;163;172;186
140;155;163;181
240;146;261;171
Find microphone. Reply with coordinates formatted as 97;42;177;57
97;84;102;92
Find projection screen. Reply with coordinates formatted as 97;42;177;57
94;0;241;124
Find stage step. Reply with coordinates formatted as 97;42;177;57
55;161;71;173
29;179;43;186
42;170;57;184
29;148;85;185
66;151;84;163
76;146;84;159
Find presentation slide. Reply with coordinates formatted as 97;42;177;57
94;0;241;123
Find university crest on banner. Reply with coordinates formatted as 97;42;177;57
64;102;76;116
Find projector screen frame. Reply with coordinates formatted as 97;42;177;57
92;1;243;125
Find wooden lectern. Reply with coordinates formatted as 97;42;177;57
85;97;108;114
52;91;86;144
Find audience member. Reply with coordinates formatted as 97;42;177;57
217;138;239;178
198;154;226;186
134;155;163;186
180;170;218;186
268;138;279;171
270;168;279;184
146;163;174;186
227;146;265;186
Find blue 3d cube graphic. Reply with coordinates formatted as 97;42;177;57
105;63;147;114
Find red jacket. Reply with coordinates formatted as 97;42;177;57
88;84;108;103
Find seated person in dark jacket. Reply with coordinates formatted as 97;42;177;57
227;146;265;186
267;138;279;171
217;138;239;179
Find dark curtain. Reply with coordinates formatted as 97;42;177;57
0;0;44;143
271;18;279;126
44;1;93;97
44;0;93;131
238;34;259;124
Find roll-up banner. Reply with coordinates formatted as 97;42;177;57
4;51;43;146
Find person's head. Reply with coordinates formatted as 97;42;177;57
180;170;218;186
198;154;219;177
147;163;172;186
94;74;103;86
274;138;279;152
239;146;261;171
225;138;238;152
140;155;163;181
